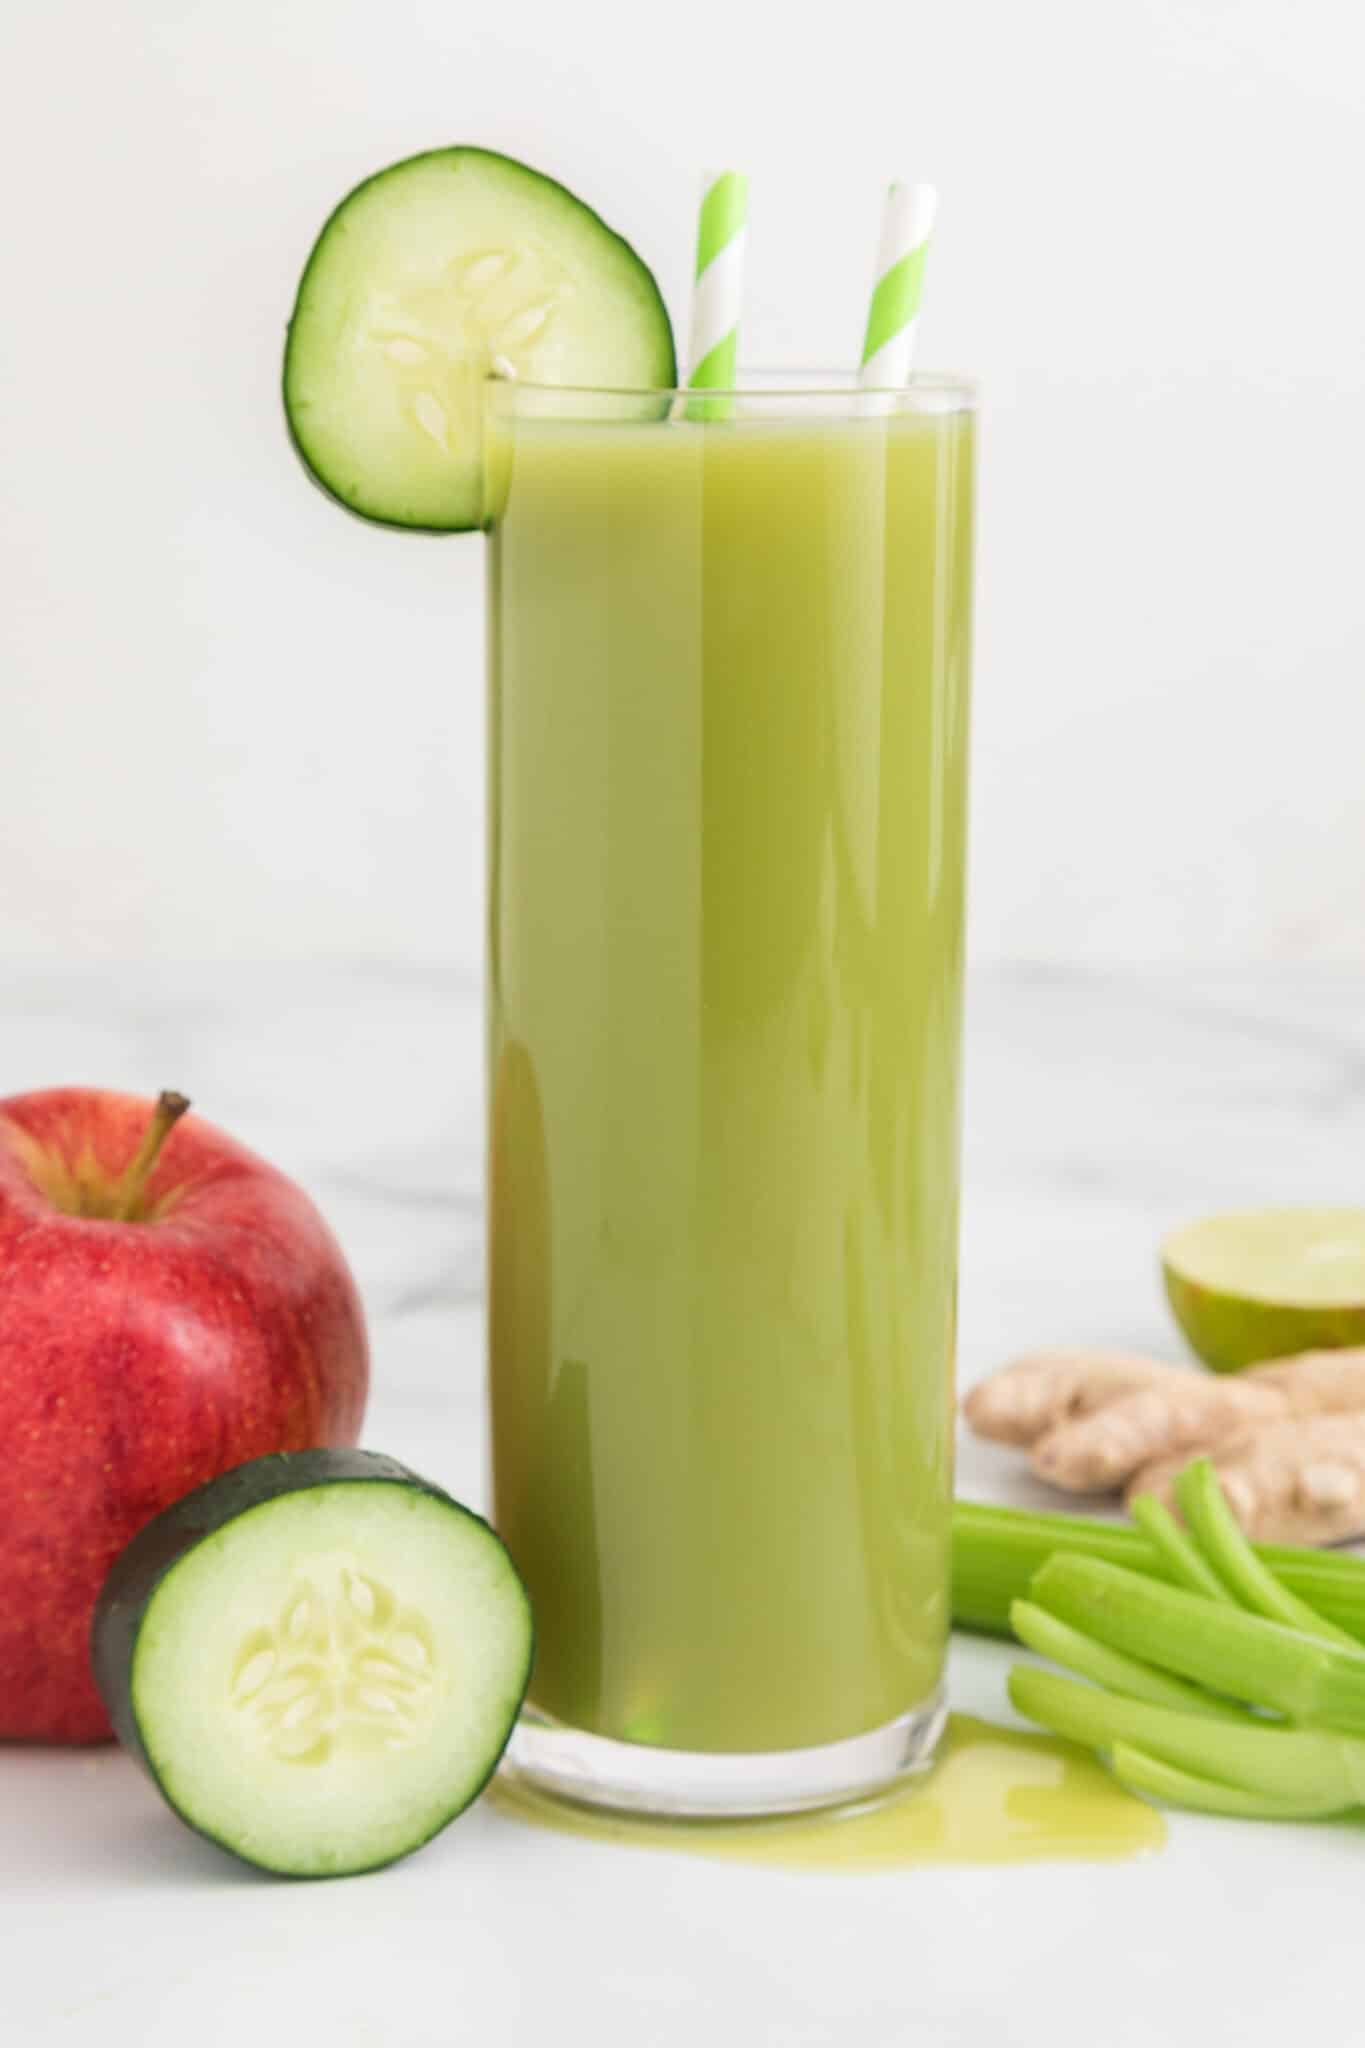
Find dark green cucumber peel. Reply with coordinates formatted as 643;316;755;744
91;1450;426;1765
92;1450;534;1878
283;146;677;533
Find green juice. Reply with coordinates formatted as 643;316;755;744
487;398;974;1757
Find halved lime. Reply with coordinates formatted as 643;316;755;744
1162;1207;1365;1372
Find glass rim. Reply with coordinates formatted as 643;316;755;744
486;366;978;404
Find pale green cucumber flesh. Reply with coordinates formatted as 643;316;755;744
92;1451;533;1877
283;147;676;531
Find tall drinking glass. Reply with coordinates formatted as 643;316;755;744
485;372;975;1816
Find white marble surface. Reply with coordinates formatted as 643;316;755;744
5;961;1364;2046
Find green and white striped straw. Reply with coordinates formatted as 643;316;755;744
858;181;937;410
683;169;748;419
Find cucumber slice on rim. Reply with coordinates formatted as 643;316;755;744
283;147;676;531
91;1450;533;1877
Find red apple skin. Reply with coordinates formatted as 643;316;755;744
0;1088;369;1744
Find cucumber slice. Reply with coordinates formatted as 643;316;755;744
283;147;676;531
91;1451;533;1877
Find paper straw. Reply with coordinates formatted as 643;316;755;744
683;170;748;419
858;182;937;409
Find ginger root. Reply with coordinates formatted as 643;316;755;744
1135;1414;1365;1547
958;1348;1181;1449
962;1344;1365;1541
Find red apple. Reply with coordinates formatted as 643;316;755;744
0;1087;368;1743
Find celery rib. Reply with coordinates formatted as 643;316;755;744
951;1504;1157;1637
1109;1743;1345;1821
1010;1600;1247;1721
1174;1457;1360;1651
1129;1492;1234;1605
1029;1552;1365;1731
951;1500;1365;1645
974;1469;1365;1829
1007;1663;1361;1808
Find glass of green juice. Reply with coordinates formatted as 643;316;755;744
485;369;976;1817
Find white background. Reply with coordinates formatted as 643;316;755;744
4;0;1364;967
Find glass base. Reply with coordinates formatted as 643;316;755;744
500;1687;947;1820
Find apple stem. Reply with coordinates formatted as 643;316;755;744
111;1091;192;1222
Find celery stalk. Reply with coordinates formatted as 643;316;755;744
951;1500;1365;1644
1174;1457;1360;1651
1010;1600;1247;1720
1030;1553;1365;1730
1109;1743;1345;1821
952;1504;1156;1636
1129;1493;1234;1604
1007;1664;1365;1809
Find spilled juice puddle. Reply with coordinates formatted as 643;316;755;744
489;1713;1165;1869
